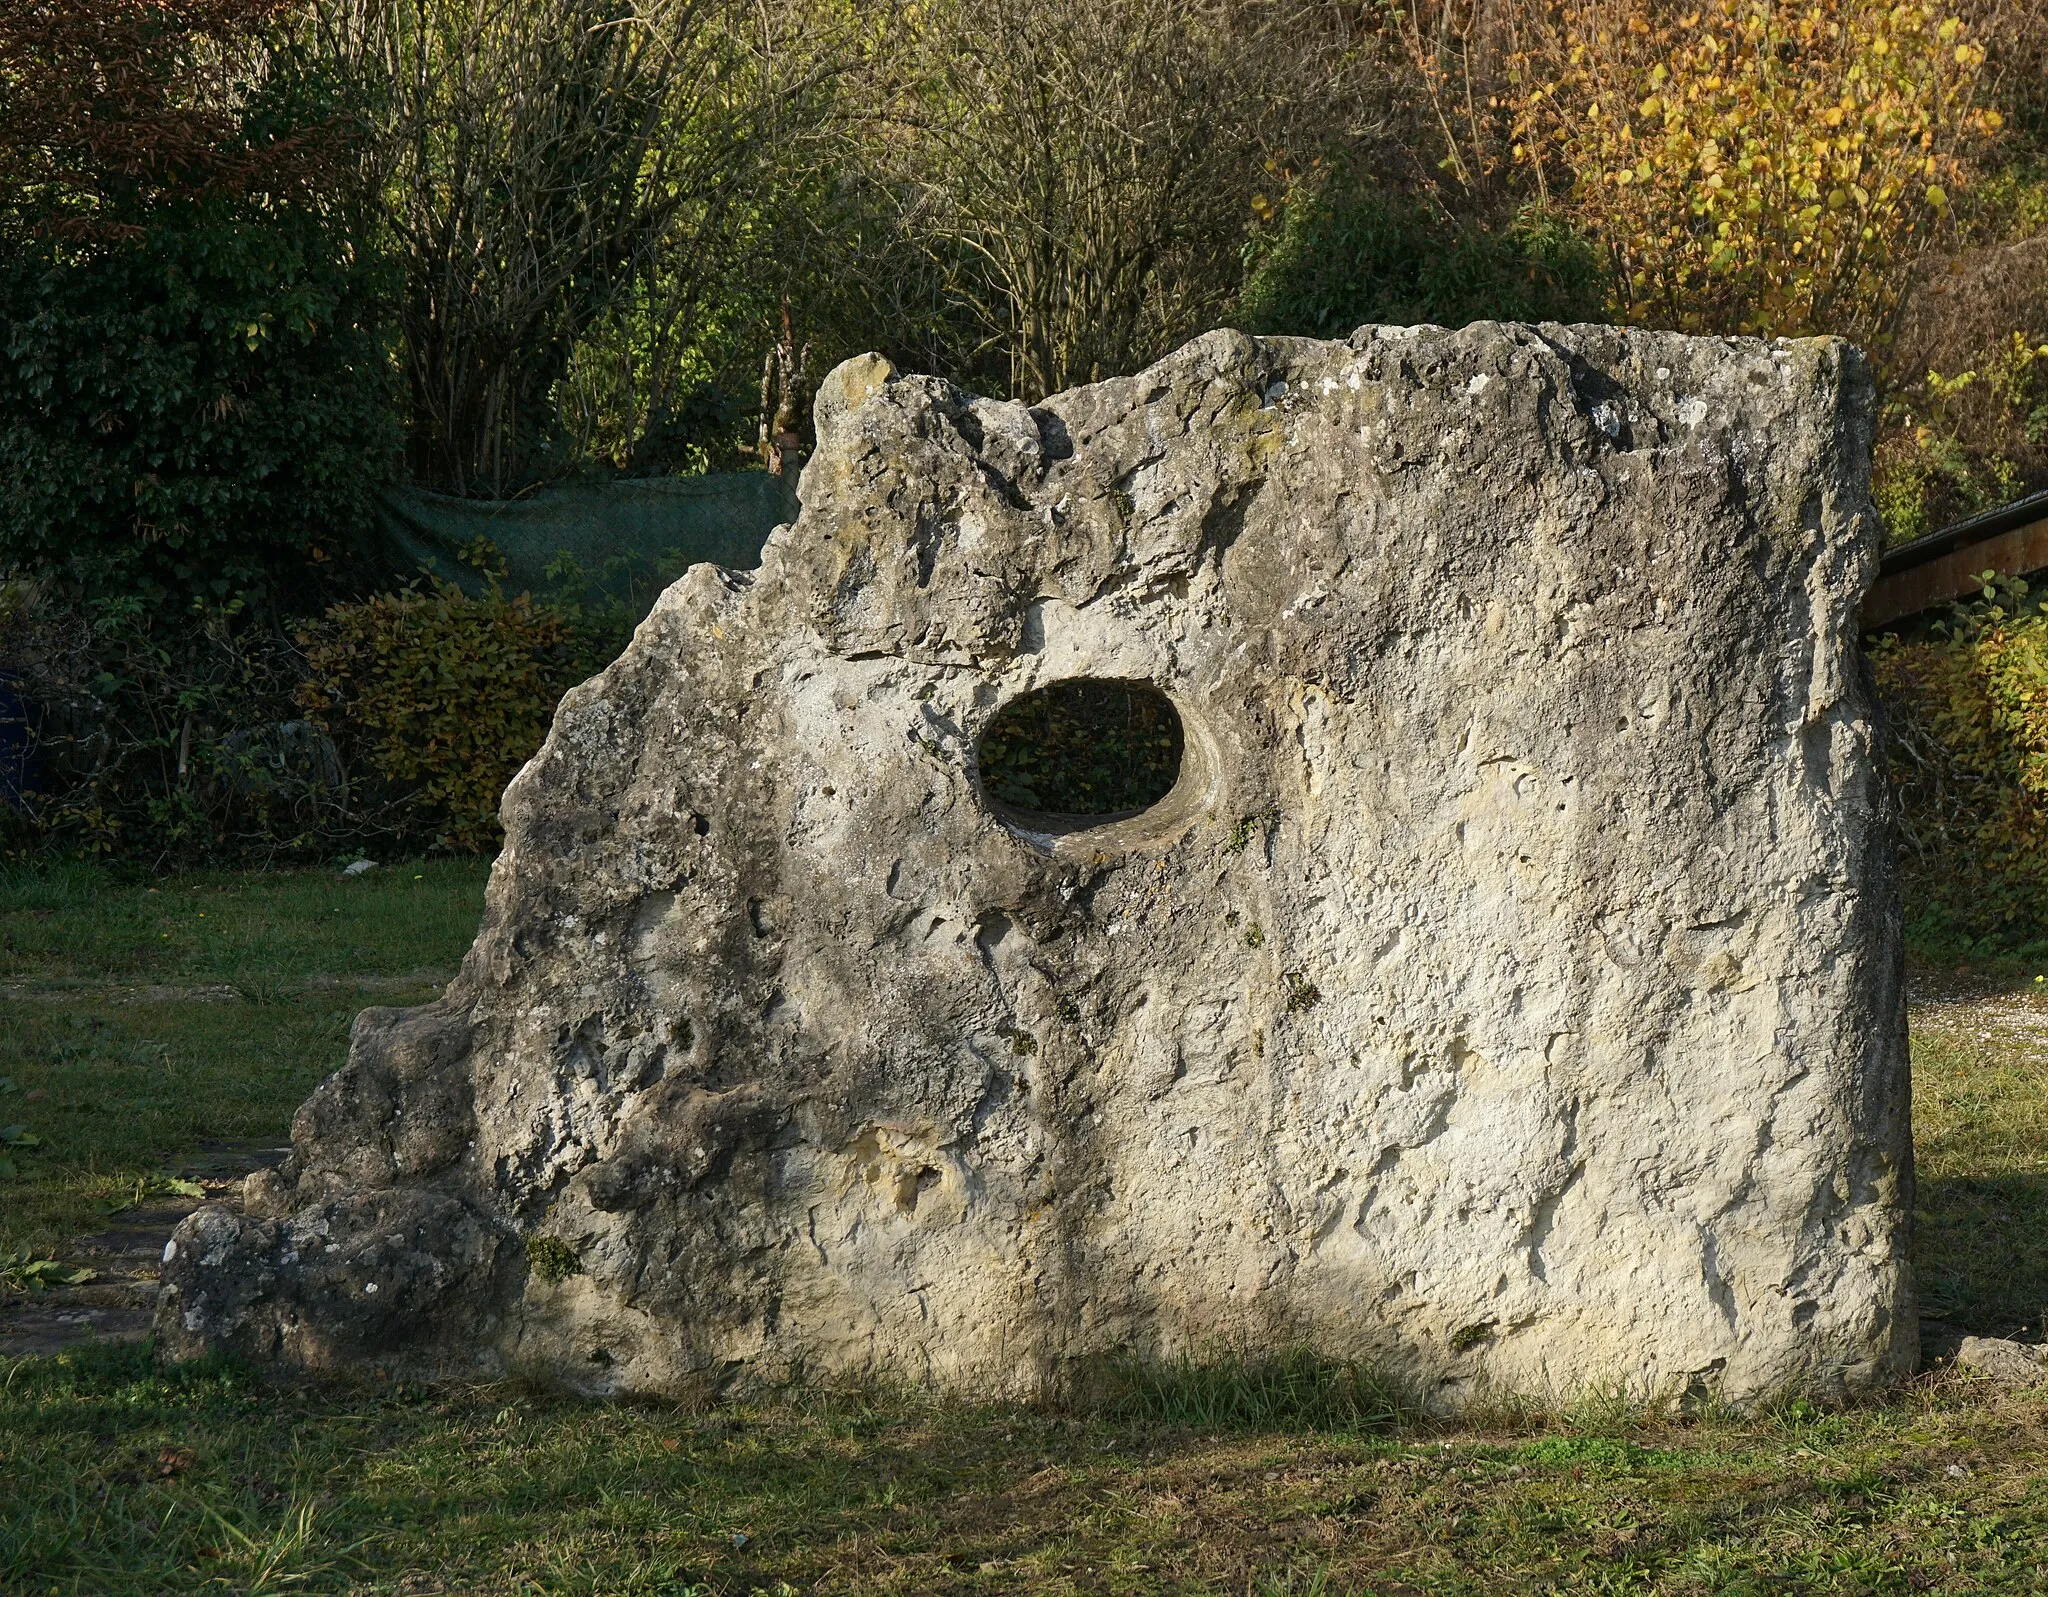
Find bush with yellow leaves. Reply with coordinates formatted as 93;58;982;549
1875;325;2048;542
1511;0;2003;341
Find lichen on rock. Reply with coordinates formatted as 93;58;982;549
157;322;1914;1408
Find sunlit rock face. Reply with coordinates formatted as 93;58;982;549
157;323;1914;1408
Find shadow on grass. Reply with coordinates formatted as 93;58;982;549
3;1340;1406;1595
1917;1172;2048;1338
1068;1347;1412;1434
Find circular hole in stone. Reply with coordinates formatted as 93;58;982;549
976;678;1184;828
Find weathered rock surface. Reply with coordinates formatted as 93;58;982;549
1955;1335;2046;1386
158;323;1914;1406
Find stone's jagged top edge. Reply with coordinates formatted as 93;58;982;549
744;320;1885;667
675;320;1884;677
793;319;1879;543
812;351;900;445
805;321;1874;439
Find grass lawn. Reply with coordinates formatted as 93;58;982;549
0;858;492;1257
5;864;2048;1594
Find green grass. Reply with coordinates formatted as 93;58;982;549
5;869;2048;1593
0;856;490;987
0;858;491;1255
1911;983;2048;1339
6;1346;2048;1594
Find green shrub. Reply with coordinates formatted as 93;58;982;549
0;206;399;602
295;579;610;852
4;558;621;863
976;679;1182;816
1872;336;2048;545
1872;576;2048;957
0;576;342;864
1238;169;1603;338
0;25;399;605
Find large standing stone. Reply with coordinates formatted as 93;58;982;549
158;323;1914;1407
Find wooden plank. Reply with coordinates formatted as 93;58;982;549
1864;512;2048;629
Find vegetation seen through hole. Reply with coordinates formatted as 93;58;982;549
976;679;1183;818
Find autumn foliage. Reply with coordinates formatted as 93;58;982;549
1508;0;2002;341
295;581;603;852
0;0;338;233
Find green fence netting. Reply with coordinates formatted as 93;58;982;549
375;471;800;613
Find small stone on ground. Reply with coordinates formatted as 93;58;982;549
1956;1335;2045;1386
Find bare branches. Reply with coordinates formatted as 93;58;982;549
1377;0;1522;203
319;0;781;496
852;0;1383;399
